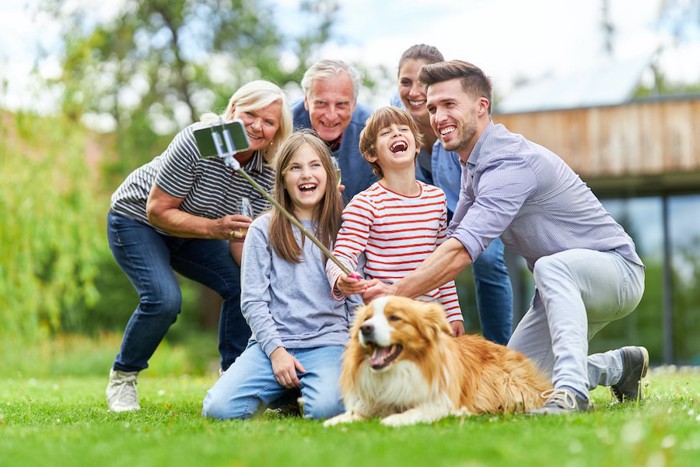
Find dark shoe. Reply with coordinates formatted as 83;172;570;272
611;346;649;402
529;388;591;415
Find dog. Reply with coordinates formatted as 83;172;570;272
324;296;551;427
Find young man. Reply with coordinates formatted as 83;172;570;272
392;44;513;345
292;59;377;202
363;60;648;414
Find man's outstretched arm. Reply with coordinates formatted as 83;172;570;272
362;238;473;302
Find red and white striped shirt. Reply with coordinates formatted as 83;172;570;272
327;181;462;322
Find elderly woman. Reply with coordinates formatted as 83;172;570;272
106;80;293;412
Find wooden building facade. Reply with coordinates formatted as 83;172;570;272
495;96;700;195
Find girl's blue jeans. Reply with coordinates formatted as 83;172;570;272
203;343;345;420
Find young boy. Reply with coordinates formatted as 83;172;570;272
326;106;464;335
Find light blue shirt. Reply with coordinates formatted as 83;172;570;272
448;121;644;270
241;213;361;357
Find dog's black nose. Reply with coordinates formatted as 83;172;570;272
360;323;374;337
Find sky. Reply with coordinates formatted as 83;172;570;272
1;0;699;114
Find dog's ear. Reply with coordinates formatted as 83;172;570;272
419;302;453;340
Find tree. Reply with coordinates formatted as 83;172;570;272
38;0;340;175
20;0;341;337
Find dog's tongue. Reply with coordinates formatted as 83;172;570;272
370;346;392;367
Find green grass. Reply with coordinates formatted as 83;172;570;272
1;336;699;466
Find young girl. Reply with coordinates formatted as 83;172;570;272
203;131;359;420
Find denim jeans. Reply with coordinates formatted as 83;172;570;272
107;211;249;372
202;343;345;420
507;249;645;400
472;237;513;345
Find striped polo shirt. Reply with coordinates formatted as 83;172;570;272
110;122;275;232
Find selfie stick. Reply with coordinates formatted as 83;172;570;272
207;121;355;277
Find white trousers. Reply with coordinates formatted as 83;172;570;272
507;249;645;400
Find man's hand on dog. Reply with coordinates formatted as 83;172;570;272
451;321;465;337
270;347;305;388
361;280;395;302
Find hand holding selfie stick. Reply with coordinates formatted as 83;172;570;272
204;120;357;277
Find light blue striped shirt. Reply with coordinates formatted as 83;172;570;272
448;122;643;270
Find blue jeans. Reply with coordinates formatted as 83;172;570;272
508;249;645;400
472;237;513;345
202;343;345;420
107;211;249;372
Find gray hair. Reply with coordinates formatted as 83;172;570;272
300;59;363;101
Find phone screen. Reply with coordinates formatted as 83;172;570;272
193;119;250;158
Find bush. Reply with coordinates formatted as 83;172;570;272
0;111;108;340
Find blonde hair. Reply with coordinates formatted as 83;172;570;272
222;80;293;163
359;107;424;179
269;131;343;264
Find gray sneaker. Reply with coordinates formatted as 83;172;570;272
106;369;141;412
611;346;649;402
529;388;591;415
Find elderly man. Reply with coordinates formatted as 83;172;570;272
363;60;649;415
292;59;377;201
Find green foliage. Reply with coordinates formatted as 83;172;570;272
3;0;344;344
0;331;219;379
38;0;341;178
0;112;107;340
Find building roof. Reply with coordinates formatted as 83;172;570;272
497;55;653;114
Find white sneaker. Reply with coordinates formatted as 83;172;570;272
106;369;141;412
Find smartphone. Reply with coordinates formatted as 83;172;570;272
193;119;250;158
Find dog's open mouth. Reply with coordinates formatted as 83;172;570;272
369;344;403;370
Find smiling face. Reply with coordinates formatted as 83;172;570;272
366;122;417;174
426;78;487;161
304;73;357;143
233;100;282;156
398;58;430;125
282;143;328;220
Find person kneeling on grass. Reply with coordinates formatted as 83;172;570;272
202;131;361;420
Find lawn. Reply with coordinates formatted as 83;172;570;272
1;335;699;467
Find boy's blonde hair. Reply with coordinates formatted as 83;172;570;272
358;106;424;179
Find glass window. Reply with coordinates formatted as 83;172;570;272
592;197;665;363
669;194;700;364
